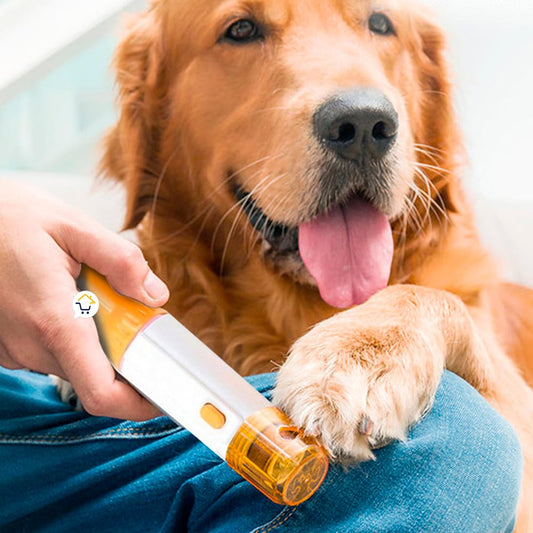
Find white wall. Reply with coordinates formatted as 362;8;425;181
423;0;533;203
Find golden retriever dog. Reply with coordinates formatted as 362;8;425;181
102;0;533;528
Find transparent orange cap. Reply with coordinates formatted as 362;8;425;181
226;407;329;506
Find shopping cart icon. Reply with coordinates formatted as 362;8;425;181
73;292;99;318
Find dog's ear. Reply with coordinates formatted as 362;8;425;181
100;9;166;229
409;13;465;214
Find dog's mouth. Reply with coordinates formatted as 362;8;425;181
233;184;300;254
232;183;394;309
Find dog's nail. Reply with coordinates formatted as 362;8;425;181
359;416;374;436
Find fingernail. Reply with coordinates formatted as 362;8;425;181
143;270;169;301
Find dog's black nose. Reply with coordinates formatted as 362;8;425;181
314;88;398;160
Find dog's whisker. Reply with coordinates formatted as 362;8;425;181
414;88;449;98
211;169;273;257
411;160;449;204
243;174;289;252
249;106;296;117
416;175;436;234
239;174;290;263
227;154;286;184
413;146;444;162
149;155;285;248
148;149;178;239
271;87;298;97
392;208;410;280
417;174;449;223
416;174;437;227
181;203;218;265
405;182;427;232
409;179;434;234
217;171;289;274
413;142;445;156
409;165;450;238
413;145;445;168
218;178;272;274
414;160;450;175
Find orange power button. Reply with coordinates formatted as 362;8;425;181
200;403;227;429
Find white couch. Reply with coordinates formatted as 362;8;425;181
473;199;533;288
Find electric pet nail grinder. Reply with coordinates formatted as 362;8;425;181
77;265;328;506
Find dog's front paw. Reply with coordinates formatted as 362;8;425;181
272;301;445;461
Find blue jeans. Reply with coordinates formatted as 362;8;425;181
0;368;522;532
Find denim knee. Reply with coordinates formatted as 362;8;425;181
416;371;523;532
253;371;523;533
0;369;523;533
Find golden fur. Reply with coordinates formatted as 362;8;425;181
102;0;533;528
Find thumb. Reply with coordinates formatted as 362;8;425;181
54;217;169;307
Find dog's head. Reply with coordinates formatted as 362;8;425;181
103;0;462;309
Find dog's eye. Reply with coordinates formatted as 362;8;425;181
369;13;395;36
225;19;261;43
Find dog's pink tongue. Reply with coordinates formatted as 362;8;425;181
299;197;393;309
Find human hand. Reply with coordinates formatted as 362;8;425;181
0;179;169;420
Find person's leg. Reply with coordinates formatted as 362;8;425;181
252;371;523;533
0;367;280;532
0;368;522;533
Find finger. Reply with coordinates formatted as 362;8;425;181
53;219;169;308
41;306;160;421
63;328;160;420
0;338;13;367
0;352;24;371
3;335;67;378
